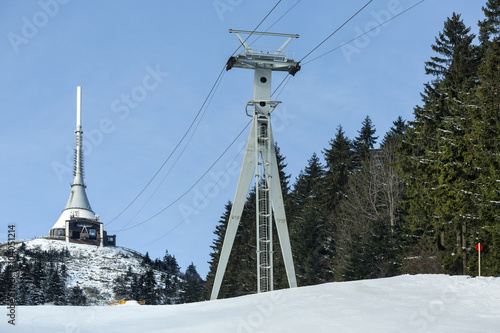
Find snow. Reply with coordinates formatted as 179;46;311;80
2;274;500;332
22;239;149;304
116;300;142;306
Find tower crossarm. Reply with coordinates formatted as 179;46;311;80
210;30;299;300
226;29;301;75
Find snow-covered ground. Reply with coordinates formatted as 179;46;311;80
2;274;499;332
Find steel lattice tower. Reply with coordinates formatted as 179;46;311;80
211;30;301;300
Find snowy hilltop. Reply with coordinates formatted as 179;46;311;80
0;239;203;306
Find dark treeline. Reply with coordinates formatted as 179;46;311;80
204;0;500;299
112;251;204;305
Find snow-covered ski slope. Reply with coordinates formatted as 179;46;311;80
3;274;499;332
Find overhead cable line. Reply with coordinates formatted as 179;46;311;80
272;0;425;101
249;0;302;46
133;62;290;245
110;1;283;229
110;0;283;226
135;0;430;241
109;119;252;233
303;0;426;65
299;0;373;63
231;0;283;56
117;71;226;230
136;141;248;249
107;65;226;225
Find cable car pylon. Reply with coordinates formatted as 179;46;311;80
210;30;300;300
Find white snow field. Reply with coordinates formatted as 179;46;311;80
2;274;499;333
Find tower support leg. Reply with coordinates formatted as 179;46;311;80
210;120;257;300
210;65;297;300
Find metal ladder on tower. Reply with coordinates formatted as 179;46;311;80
256;119;272;292
210;29;300;300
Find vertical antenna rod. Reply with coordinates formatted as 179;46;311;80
76;86;82;131
74;86;84;186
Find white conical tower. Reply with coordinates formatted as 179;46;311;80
50;86;96;236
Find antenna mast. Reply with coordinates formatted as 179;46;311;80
210;30;300;300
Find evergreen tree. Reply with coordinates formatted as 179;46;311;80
290;153;328;285
142;252;152;267
18;258;32;305
352;116;378;168
141;269;159;305
130;273;142;302
162;252;182;303
164;273;181;304
46;266;66;305
322;125;353;212
68;286;87;306
479;0;500;43
0;265;14;306
467;32;500;276
398;11;485;274
381;116;406;148
113;275;131;301
425;12;478;89
181;263;204;303
163;250;180;276
31;259;45;305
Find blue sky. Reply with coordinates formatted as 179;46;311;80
0;0;486;277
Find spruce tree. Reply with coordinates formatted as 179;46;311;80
181;263;204;303
31;259;45;305
68;286;87;306
425;12;478;88
479;0;500;43
0;265;14;306
18;259;32;305
162;251;182;303
381;116;406;147
47;266;66;305
290;153;327;285
322;125;353;212
353;116;378;168
467;32;500;275
399;11;483;274
142;269;158;305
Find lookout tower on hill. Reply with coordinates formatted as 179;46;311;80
49;86;116;247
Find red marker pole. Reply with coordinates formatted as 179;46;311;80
475;243;483;276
